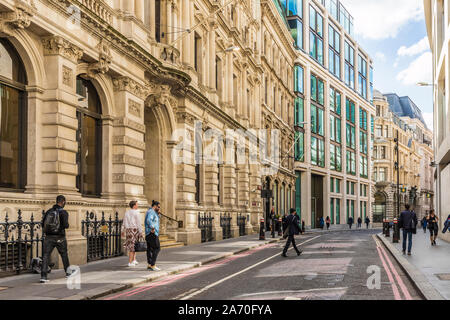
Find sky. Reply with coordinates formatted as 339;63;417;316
340;0;434;131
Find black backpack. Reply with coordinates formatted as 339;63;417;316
43;208;61;235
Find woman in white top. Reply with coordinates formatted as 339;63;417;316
122;200;143;267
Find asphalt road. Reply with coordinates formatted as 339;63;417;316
102;229;423;300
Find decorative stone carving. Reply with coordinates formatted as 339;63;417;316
113;154;145;168
112;173;145;185
0;0;36;32
42;36;83;63
114;117;145;133
88;39;112;74
62;65;73;87
146;84;178;109
113;136;145;151
112;76;148;100
128;99;142;118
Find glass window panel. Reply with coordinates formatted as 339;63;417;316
311;136;317;165
310;6;316;29
310;31;316;59
336;118;341;143
318;108;324;136
0;84;21;189
318;80;324;105
311;75;317;101
317;13;323;36
318;38;323;64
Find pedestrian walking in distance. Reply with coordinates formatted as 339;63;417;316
325;216;331;230
281;209;302;257
365;216;370;229
145;200;161;271
427;210;439;246
122;201;143;267
40;195;70;283
422;215;428;234
319;217;324;229
398;204;418;255
357;217;362;229
347;216;354;229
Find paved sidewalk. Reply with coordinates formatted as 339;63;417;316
378;231;450;300
0;233;280;300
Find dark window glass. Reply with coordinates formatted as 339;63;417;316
76;77;102;196
0;39;27;190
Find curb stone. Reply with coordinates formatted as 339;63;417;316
62;238;281;300
376;233;445;300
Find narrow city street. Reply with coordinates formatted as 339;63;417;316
102;230;423;300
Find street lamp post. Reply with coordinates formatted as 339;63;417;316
393;131;400;243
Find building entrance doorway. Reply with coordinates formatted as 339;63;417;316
311;174;324;229
373;192;386;223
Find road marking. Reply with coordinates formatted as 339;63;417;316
373;235;401;300
180;235;322;300
236;287;348;298
104;242;279;300
378;243;413;300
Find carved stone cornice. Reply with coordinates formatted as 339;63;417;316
0;0;36;33
41;36;83;63
112;135;145;151
112;76;148;100
112;173;145;185
113;117;145;134
112;154;145;169
88;38;112;75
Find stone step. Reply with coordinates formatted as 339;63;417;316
160;242;185;249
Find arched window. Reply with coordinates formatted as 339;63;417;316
0;38;27;190
76;76;102;196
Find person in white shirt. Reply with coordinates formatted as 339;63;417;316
122;201;143;267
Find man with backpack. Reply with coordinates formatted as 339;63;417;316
398;204;418;256
40;195;70;283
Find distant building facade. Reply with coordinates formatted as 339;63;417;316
372;90;434;223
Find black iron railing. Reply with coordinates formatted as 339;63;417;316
81;212;123;262
237;214;246;236
198;212;213;243
220;213;232;240
0;210;44;275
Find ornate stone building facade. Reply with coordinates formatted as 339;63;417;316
372;90;434;223
0;0;302;266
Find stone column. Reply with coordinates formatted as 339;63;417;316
181;0;190;66
135;0;144;22
41;36;86;266
149;0;156;41
165;0;172;43
111;77;147;199
209;20;217;90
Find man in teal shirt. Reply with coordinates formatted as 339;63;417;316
145;200;161;271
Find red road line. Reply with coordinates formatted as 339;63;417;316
378;245;412;300
376;246;401;300
104;243;278;300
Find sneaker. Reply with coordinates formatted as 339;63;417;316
147;265;153;270
297;250;303;256
408;252;411;256
128;262;135;267
132;260;139;265
433;240;437;245
152;266;161;271
40;278;49;283
65;272;72;278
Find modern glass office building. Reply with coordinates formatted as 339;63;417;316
274;0;375;228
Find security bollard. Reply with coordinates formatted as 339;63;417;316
271;218;275;238
392;218;400;243
259;218;265;240
278;218;283;236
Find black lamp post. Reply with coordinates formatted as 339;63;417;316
393;131;400;243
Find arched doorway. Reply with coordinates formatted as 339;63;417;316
373;192;386;223
144;97;176;224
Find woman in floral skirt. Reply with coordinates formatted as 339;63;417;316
122;200;143;267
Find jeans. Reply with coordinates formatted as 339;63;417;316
283;235;300;254
41;235;70;279
402;230;413;253
146;233;160;266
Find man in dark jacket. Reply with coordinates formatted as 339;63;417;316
282;209;302;257
443;215;450;234
398;204;418;255
40;195;70;283
365;217;370;229
348;216;354;229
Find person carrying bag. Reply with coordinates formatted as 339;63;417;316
281;209;302;257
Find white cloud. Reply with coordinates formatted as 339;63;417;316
396;51;432;86
423;112;434;131
340;0;424;40
375;52;386;62
397;37;430;57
